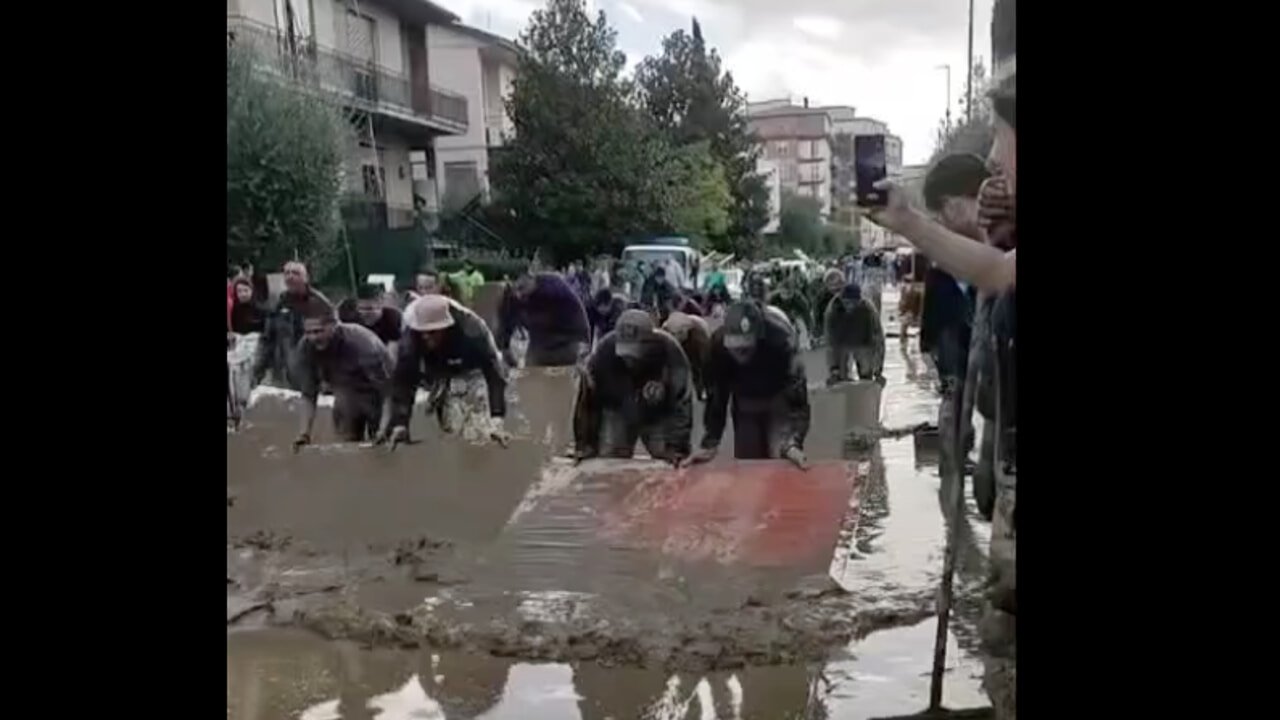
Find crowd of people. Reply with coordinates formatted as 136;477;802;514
227;0;1014;708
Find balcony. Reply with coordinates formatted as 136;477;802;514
227;15;467;136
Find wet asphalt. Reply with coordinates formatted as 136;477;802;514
227;292;994;719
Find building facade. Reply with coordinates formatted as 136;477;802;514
756;158;782;234
747;100;834;219
823;108;904;234
425;22;519;211
227;0;485;229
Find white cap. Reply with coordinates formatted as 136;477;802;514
404;294;455;332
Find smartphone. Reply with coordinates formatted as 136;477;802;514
854;134;888;207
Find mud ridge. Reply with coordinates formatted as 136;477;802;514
269;583;937;672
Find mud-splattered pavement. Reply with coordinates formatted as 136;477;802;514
228;319;993;718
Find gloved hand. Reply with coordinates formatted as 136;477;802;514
291;433;311;453
641;380;665;405
682;446;717;467
374;425;409;450
502;348;519;369
782;444;809;470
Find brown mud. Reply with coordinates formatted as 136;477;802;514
229;336;992;715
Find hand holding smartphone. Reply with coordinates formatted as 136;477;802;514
854;134;888;208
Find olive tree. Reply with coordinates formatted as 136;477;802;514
226;43;350;269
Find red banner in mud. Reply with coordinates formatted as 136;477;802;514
597;461;860;570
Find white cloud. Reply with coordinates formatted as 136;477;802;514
436;0;998;164
791;16;843;40
618;2;645;22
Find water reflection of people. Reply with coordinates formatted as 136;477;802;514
574;662;670;720
417;651;510;718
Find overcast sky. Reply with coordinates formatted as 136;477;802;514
436;0;992;165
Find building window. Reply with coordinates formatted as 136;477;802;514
362;164;386;199
443;161;481;210
774;141;791;157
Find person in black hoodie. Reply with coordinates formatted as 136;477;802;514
824;282;885;385
587;287;631;342
572;309;693;463
379;294;509;447
228;278;265;335
686;300;810;468
496;268;591;367
338;283;404;355
251;261;331;389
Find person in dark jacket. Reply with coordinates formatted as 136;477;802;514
573;310;693;464
921;153;990;392
378;294;509;447
662;310;711;401
825;283;885;385
811;268;845;344
251;261;331;389
587;287;631;342
339;283;405;355
686;301;809;468
228;278;265;335
496;269;591;367
291;299;393;449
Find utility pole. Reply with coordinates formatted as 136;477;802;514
936;64;952;132
966;0;975;120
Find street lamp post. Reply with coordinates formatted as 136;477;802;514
936;64;952;132
966;0;975;120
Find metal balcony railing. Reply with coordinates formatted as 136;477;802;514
227;15;468;131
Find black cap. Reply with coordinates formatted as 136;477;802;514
721;302;763;350
615;309;655;358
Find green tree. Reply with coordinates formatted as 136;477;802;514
774;191;825;255
634;18;769;255
226;43;349;269
490;0;680;263
667;141;731;242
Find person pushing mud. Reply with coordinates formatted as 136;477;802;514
686;301;810;469
378;294;510;448
496;266;591;367
291;299;394;450
824;282;886;386
573;309;693;464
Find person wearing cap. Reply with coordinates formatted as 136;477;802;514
686;300;810;468
661;310;711;401
811;268;846;346
496;268;591;367
823;282;885;386
572;309;693;464
378;294;509;447
291;298;395;450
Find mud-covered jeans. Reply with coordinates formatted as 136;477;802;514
332;389;383;442
599;409;675;459
983;459;1016;720
827;344;885;381
731;406;793;459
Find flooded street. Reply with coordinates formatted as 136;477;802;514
228;327;993;718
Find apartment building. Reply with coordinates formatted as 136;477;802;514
426;22;520;211
756;158;782;234
747;100;834;219
227;0;474;228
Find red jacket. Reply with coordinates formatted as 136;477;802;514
227;282;236;332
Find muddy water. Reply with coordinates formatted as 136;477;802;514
229;335;992;717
